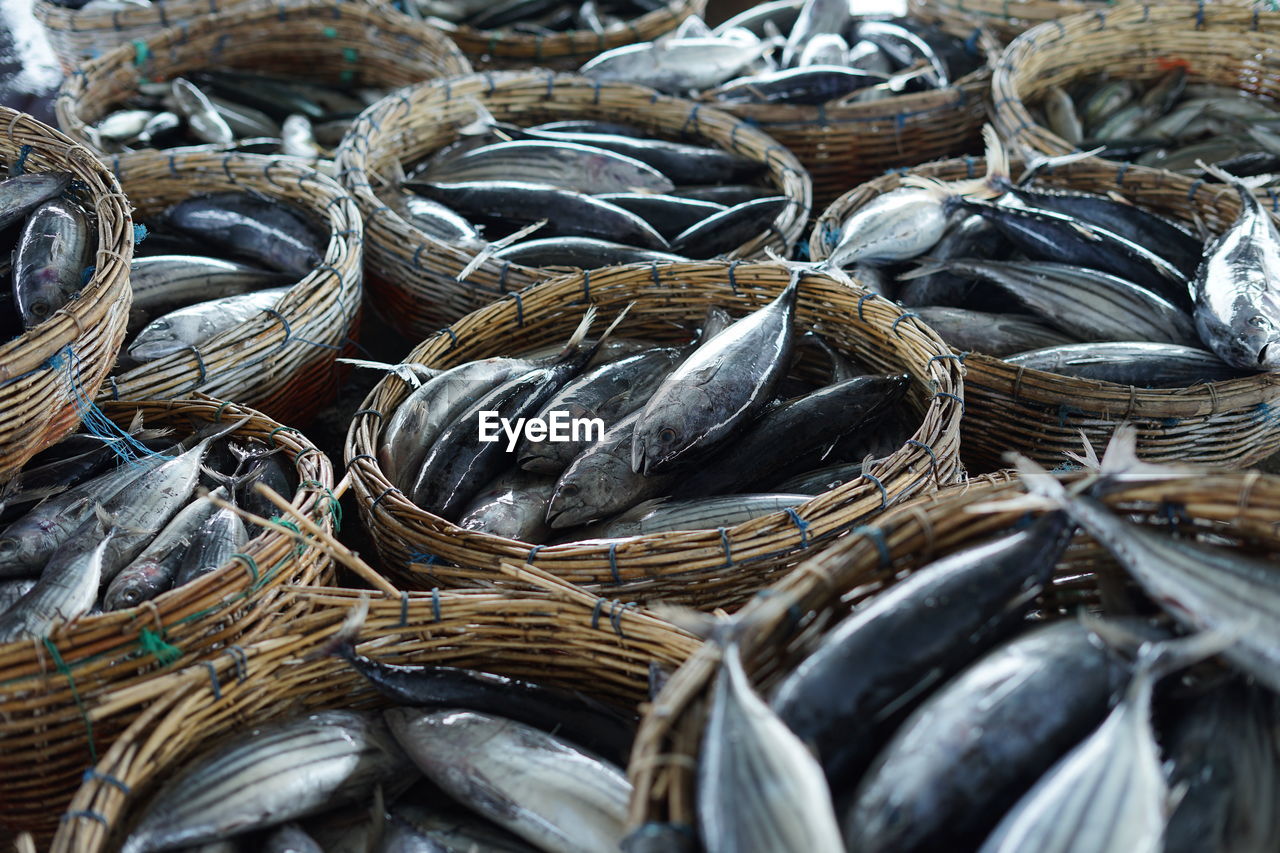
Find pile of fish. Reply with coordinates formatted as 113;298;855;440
123;190;325;365
115;607;638;852
0;417;295;638
379;281;915;543
689;429;1280;853
399;0;668;34
0;171;94;340
391;112;786;269
820;126;1280;383
1036;69;1280;180
580;3;984;107
83;71;378;163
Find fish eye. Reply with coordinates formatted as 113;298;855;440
1250;315;1269;329
30;300;49;317
658;427;677;445
558;483;580;498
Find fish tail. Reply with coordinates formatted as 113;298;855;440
896;257;947;281
457;96;498;137
1016;145;1106;185
304;596;368;662
1196;159;1270;191
598;302;634;346
1088;616;1235;712
965;453;1067;515
1087;424;1201;490
458;218;548;282
980;124;1010;194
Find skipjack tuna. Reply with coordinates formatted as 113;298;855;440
376;282;912;544
580;1;984;108
819;125;1279;384
122;191;325;365
623;427;1280;853
0;416;294;637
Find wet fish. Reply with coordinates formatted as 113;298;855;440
425;140;675;195
856;20;949;88
172;503;248;586
912;306;1076;355
262;823;323;853
507;128;762;186
798;33;848;67
491;237;688;267
0;578;36;614
387;193;483;246
579;38;769;94
166;191;324;276
676;374;908;497
632;277;798;475
120;711;411;853
772;460;868;495
281;114;324;160
1044;86;1083;145
0;173;72;231
978;632;1228;853
591;493;809;537
709;66;887;105
170;78;234;146
128;255;292;320
458;470;556;542
0;524;114;642
699;640;844;853
1005;342;1246;386
207;96;282;139
1193;167;1280;369
595;193;727;241
670;196;791;258
386;708;631;853
127;286;290;362
845;619;1143;852
771;511;1075;790
13;198;91;328
518;346;684;474
385;801;537;852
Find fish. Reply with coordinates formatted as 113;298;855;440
387;193;483;246
172;503;249;586
1005;342;1247;386
0;578;36;614
119;711;411;853
906;259;1200;346
0;173;72;232
676;374;908;497
170;78;234;146
855;20;949;88
424;140;676;195
518;346;684;474
1163;681;1280;853
385;801;538;852
798;32;848;67
978;631;1229;853
632;277;798;475
281;114;324;160
845;618;1150;852
670;196;792;258
772;460;868;495
579;38;769;94
415;181;669;250
0;522;114;642
378;357;532;491
13;198;91;328
771;511;1075;790
546;410;675;529
708;66;887;105
128;255;292;321
698;639;844;853
780;0;847;67
207;96;282;139
165;191;324;276
127;286;290;362
262;823;323;853
102;487;225;610
411;310;613;519
594;193;728;241
911;306;1076;355
1192;167;1280;369
491;237;689;267
1044;86;1084;145
589;493;810;538
458;470;556;542
386;708;631;853
505;128;762;186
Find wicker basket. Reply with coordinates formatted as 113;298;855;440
89;150;362;425
991;3;1280;163
53;581;700;852
345;260;964;610
700;10;1000;209
0;108;132;482
627;465;1280;832
0;397;336;842
907;0;1109;44
421;0;704;70
811;155;1280;472
336;70;813;339
54;0;471;156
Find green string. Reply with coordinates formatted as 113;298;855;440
270;517;306;557
137;628;182;666
44;637;97;762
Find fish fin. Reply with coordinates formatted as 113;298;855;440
1062;429;1102;470
597;302;635;346
92;504;114;531
560;305;597;357
457;219;548;282
1093;424;1201;486
965;453;1068;514
900;174;953;197
336;357;438;388
1016;145;1106;185
457;96;498;137
303;595;368;662
980;124;1011;194
896;258;947;281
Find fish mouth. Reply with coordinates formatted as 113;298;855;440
1258;343;1272;367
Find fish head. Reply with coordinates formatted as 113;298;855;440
103;565;160;611
631;386;713;476
1196;299;1280;369
546;476;593;530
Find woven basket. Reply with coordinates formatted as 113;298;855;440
0;396;336;842
53;580;700;852
627;465;1280;832
345;260;964;610
700;11;999;209
88;150;362;425
907;0;1108;44
336;70;813;339
991;3;1280;163
0;108;132;482
811;155;1280;472
54;0;471;156
421;0;704;70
